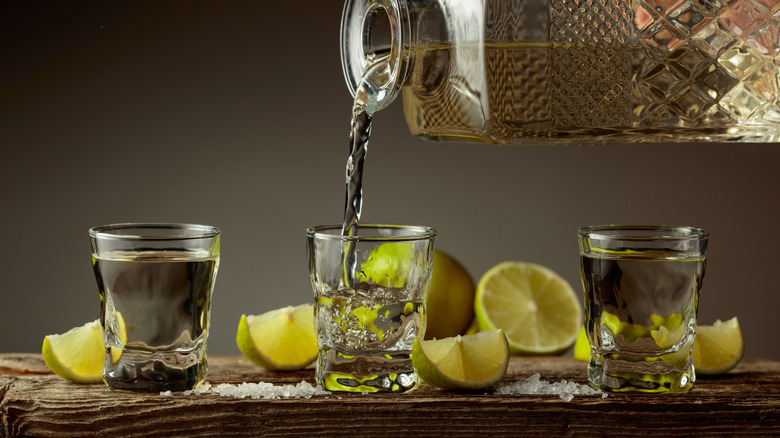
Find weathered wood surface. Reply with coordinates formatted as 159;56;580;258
1;353;778;437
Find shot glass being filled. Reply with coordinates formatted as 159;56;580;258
306;224;436;393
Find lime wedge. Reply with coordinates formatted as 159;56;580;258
357;242;414;287
412;330;509;390
236;304;318;371
42;320;105;383
693;317;744;375
475;261;582;354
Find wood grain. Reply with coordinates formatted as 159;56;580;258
1;354;778;437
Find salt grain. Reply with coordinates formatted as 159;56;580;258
160;375;605;402
183;381;212;396
495;373;607;402
162;381;330;399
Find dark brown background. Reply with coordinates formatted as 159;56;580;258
2;1;778;359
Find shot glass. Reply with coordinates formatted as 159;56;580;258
578;225;708;393
89;223;220;392
306;224;436;393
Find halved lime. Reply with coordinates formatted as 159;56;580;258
475;261;581;354
412;330;509;390
236;304;318;371
425;249;476;340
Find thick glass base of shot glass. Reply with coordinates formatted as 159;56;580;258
587;351;695;393
316;346;419;393
103;347;208;393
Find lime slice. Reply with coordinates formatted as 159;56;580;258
42;320;105;383
236;304;318;371
412;330;509;390
693;317;744;375
573;326;589;361
475;261;582;354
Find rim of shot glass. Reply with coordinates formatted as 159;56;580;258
306;224;436;241
89;223;221;241
578;224;708;242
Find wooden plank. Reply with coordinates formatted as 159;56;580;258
1;354;779;437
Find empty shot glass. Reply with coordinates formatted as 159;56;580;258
307;224;436;393
578;225;708;393
89;223;220;392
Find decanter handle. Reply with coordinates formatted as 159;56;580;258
340;0;410;113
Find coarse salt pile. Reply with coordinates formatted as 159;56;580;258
160;381;330;399
495;373;607;402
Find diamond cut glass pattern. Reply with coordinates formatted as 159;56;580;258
691;20;739;56
719;0;768;38
395;0;780;142
551;0;634;43
545;0;779;129
551;46;633;127
745;17;780;55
